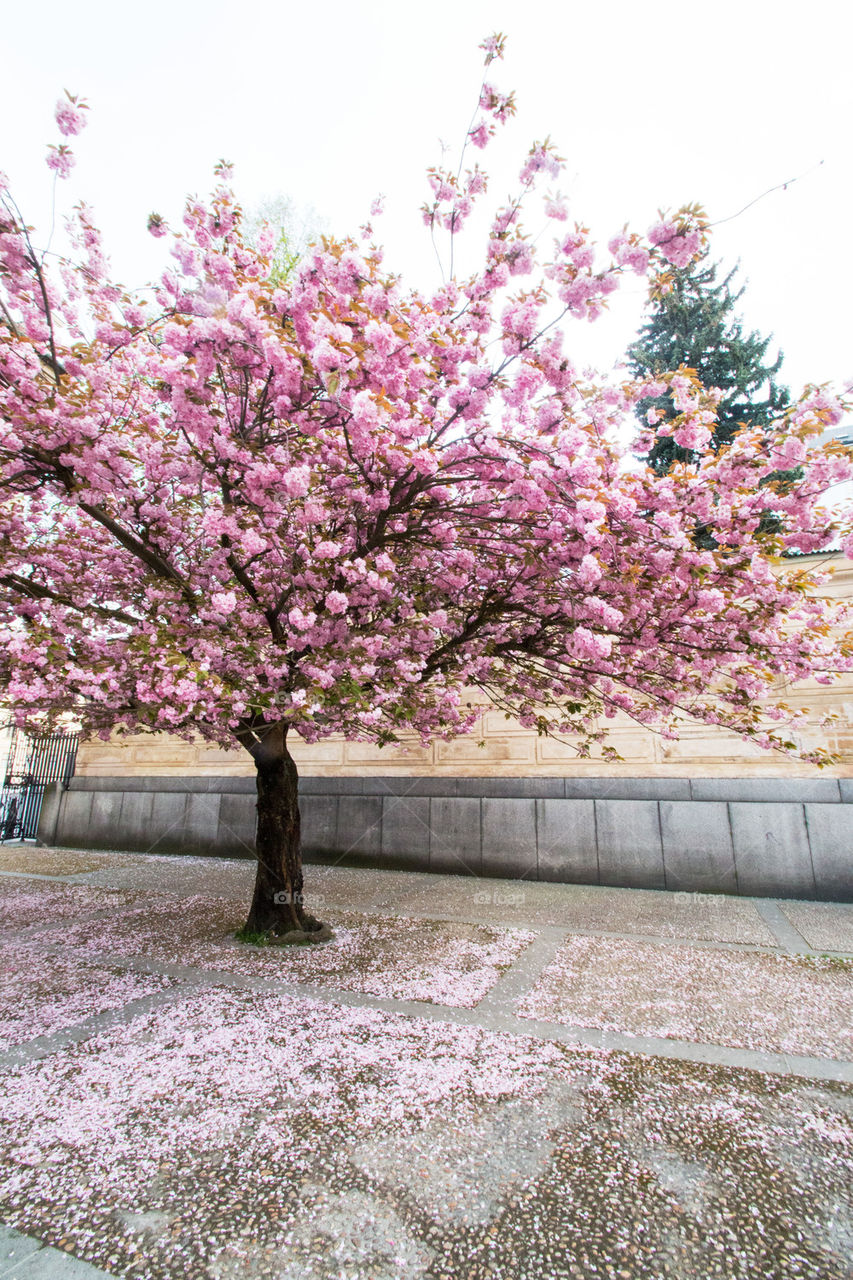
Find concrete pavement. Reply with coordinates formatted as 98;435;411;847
0;845;851;1279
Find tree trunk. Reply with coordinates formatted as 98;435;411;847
239;721;330;942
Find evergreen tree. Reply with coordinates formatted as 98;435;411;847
628;256;791;475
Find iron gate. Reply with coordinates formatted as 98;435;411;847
0;728;80;841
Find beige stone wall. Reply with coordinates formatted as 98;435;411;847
75;553;853;780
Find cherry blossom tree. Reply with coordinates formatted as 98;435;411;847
1;55;852;941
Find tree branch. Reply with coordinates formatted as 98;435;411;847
0;572;139;626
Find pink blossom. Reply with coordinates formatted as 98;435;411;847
577;554;602;590
46;145;75;180
672;419;712;451
325;591;349;615
282;465;311;497
479;82;498;110
479;32;504;61
288;608;316;632
210;592;237;615
519;144;561;185
568;626;612;663
647;219;703;269
468;122;490;150
54;96;87;137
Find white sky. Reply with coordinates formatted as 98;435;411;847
2;0;851;396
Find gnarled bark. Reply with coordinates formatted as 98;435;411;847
236;720;329;941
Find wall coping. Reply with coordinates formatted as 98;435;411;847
66;774;849;803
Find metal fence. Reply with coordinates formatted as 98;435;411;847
0;728;80;841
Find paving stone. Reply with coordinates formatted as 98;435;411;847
0;1224;42;1274
753;901;815;955
6;1246;112;1278
780;901;853;953
517;933;853;1058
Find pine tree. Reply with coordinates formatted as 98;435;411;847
628;256;791;475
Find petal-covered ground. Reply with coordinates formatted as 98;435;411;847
781;901;853;954
49;852;780;947
516;934;853;1058
32;891;536;1009
0;848;140;878
1;851;852;1279
301;866;780;945
0;878;134;929
0;942;174;1048
0;984;850;1280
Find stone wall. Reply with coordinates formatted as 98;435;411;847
39;774;853;900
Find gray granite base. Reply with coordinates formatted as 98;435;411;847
38;776;853;901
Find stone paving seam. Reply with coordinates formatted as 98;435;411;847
0;1224;42;1276
0;1226;112;1280
0;980;208;1071
6;936;852;1085
0;907;140;943
752;899;818;954
496;1011;853;1085
475;930;568;1014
